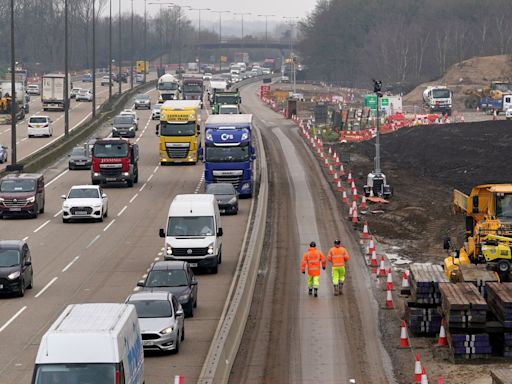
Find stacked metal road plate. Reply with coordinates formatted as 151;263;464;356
439;282;491;359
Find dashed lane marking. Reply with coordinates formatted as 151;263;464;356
117;205;128;217
0;307;27;333
34;277;58;298
33;220;51;233
129;194;138;203
62;256;80;272
103;219;116;232
86;234;101;249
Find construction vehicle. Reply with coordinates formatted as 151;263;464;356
212;90;241;114
0;94;25;124
423;86;452;115
463;80;512;109
444;184;512;282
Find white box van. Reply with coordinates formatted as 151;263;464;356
159;194;223;274
31;303;144;384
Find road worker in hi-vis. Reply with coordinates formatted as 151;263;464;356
328;239;350;295
301;241;326;297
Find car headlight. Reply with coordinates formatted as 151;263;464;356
92;204;102;208
93;173;100;177
7;271;20;280
241;183;250;190
206;133;213;141
63;204;70;209
129;127;135;130
123;172;129;176
27;196;35;203
178;294;190;303
160;326;174;335
228;197;237;204
112;127;118;131
207;243;214;255
0;197;4;202
166;246;173;255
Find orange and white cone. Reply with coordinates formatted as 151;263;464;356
339;164;345;176
385;268;394;290
352;188;359;201
437;319;448;347
437;377;444;384
351;200;358;214
324;158;330;168
337;180;343;192
348;204;353;219
420;367;429;384
414;354;422;383
347;170;353;183
328;147;332;157
351;206;358;223
351;180;356;191
360;195;367;209
329;164;334;174
342;190;348;203
401;271;410;295
399;320;410;348
369;188;375;197
385;287;394;309
370;249;378;267
361;221;370;239
335;154;341;167
333;172;339;183
367;237;375;255
378;256;387;277
174;376;184;384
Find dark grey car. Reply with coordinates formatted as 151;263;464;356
138;261;198;317
68;146;91;170
0;240;33;297
0;145;7;163
112;115;136;138
134;94;151;110
206;182;239;215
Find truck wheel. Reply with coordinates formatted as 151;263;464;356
497;260;510;273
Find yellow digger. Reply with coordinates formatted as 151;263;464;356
444;184;512;282
0;93;24;124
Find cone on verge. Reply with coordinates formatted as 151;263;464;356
370;249;378;267
360;194;367;209
351;206;358;223
414;354;422;383
385;268;394;290
337;180;343;192
436;319;448;347
347;170;353;183
399;320;410;348
348;204;353;219
333;172;339;183
420;367;428;384
437;377;444;384
339;163;345;176
385;287;394;309
361;221;370;239
342;190;348;203
401;271;411;295
352;188;359;201
367;237;375;255
378;256;387;277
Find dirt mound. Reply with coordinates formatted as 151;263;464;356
404;55;512;109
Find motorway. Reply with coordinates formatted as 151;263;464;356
231;81;397;383
0;81;251;383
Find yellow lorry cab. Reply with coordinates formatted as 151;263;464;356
156;100;201;164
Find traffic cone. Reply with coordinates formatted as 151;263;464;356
351;180;356;191
460;115;465;123
360;195;367;209
399;320;410;348
437;377;444;384
347;170;353;183
333;172;339;183
328;164;334;174
385;268;394;290
401;271;411;295
420;367;428;384
337;180;343;192
348;203;353;219
342;190;348;203
369;188;375;197
351;200;357;214
339;164;345;176
378;256;387;277
367;237;375;255
361;221;370;239
335;154;341;167
385;287;394;309
370;249;378;267
352;188;359;201
414;354;422;383
328;147;332;157
351;206;358;223
436;319;448;347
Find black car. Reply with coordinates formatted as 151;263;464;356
111;114;136;138
0;240;33;297
206;182;239;215
138;260;198;317
68;146;91;170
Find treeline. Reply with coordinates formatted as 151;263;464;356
0;0;220;74
299;0;512;90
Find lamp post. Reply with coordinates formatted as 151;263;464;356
118;0;122;95
257;14;274;49
234;12;251;50
10;0;16;165
186;7;210;73
92;0;96;118
283;16;300;94
144;0;147;83
130;0;134;89
64;0;69;137
109;0;112;99
211;10;230;71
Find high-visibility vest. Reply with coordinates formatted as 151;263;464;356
328;246;350;267
301;248;326;276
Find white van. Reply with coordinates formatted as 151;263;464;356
31;303;144;384
159;194;223;274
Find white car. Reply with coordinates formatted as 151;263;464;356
151;103;163;120
61;185;108;223
28;116;53;137
76;88;93;102
506;107;512;120
70;87;81;99
203;73;213;81
100;75;113;86
120;109;139;129
26;84;40;95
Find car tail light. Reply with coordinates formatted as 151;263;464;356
115;369;121;384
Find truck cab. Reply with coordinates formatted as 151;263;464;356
212;91;241;114
91;138;139;187
157;73;180;101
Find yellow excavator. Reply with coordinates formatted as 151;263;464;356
444;184;512;282
463;80;512;109
0;93;24;124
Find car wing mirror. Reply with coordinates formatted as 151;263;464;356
191;280;198;286
25;260;32;266
102;193;107;198
61;194;66;199
176;308;184;317
137;280;144;287
159;228;165;238
217;227;223;237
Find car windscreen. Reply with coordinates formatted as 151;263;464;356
153;104;162;110
33;363;116;384
113;116;133;125
167;216;214;236
129;299;173;318
206;183;235;195
146;270;188;287
158;82;179;91
0;179;36;192
220;107;238;114
135;95;149;101
205;144;250;162
78;90;89;95
432;89;450;98
0;249;20;267
29;117;48;124
93;142;128;158
183;83;203;93
496;194;512;219
71;147;86;156
160;122;195;136
68;188;99;199
217;95;239;104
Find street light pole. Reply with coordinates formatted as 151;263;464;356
64;0;69;137
211;10;230;72
283;16;299;94
109;0;112;100
258;14;274;49
118;0;122;95
144;0;147;83
149;2;174;74
92;0;96;118
187;7;210;73
10;0;16;165
130;0;134;89
234;12;251;50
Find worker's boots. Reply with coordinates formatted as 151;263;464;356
338;282;343;295
314;288;318;297
333;285;339;296
308;288;313;295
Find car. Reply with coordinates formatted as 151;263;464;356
120;109;139;129
134;94;151;110
86;138;98;153
205;183;239;215
262;67;271;75
0;173;45;219
151;102;163;120
125;291;185;353
0;145;7;163
68;146;91;170
70;87;81;99
82;73;93;82
138;261;198;317
100;75;113;86
506;107;512;120
280;75;290;83
61;185;108;223
76;88;93;102
112;114;137;138
203;73;213;81
0;240;33;297
26;84;40;95
218;105;239;115
27;115;53;138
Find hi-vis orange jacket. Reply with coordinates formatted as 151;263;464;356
328;246;350;267
301;247;327;276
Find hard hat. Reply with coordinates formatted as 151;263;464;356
334;239;341;246
309;241;316;248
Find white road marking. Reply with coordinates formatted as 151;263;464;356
158;252;163;256
129;194;138;203
147;174;154;182
22;236;29;241
62;256;80;272
154;257;160;261
86;234;101;248
139;182;147;192
33;220;51;233
47;169;69;186
103;219;116;232
153;166;159;174
53;210;62;218
117;205;128;217
0;307;27;333
35;277;58;298
20;137;28;142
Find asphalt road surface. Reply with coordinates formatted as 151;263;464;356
0;85;251;383
231;81;397;383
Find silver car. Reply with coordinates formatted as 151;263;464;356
125;291;185;353
151;103;162;120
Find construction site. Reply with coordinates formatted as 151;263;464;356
259;54;512;383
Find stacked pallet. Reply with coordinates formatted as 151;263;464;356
459;264;499;297
404;306;442;334
487;282;512;329
450;333;492;359
408;263;448;305
491;368;512;384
